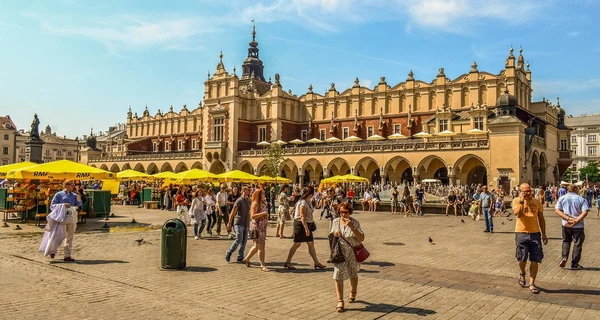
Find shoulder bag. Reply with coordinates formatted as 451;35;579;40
340;223;370;263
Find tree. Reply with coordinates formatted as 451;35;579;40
262;144;287;178
562;166;578;182
578;160;600;182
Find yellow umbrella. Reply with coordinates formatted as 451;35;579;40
169;169;219;184
344;135;362;142
117;169;153;181
153;171;178;179
466;128;487;135
217;170;261;183
321;174;368;184
259;175;292;184
367;134;385;141
412;131;432;138
7;159;114;180
436;130;457;137
0;161;37;178
388;133;407;139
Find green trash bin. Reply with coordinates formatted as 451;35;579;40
141;188;152;204
161;219;187;269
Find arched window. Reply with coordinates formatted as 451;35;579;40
322;102;328;120
445;89;453;108
414;93;421;111
429;91;436;110
359;98;365;116
462;87;470;107
241;103;247;119
479;85;487;105
346;99;352;118
334;101;340;118
400;95;406;113
372;98;378;115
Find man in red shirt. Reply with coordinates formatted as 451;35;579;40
346;187;355;207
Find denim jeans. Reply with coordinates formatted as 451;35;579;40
483;207;493;231
193;219;206;237
226;225;248;262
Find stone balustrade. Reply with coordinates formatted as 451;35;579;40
237;138;489;157
89;151;202;162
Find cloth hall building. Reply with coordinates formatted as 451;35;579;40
85;26;572;193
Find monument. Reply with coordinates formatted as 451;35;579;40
79;128;102;165
25;114;44;164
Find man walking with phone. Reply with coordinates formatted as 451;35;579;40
555;185;589;270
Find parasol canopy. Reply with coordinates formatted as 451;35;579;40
217;170;261;183
387;133;407;140
343;135;362;142
258;175;293;184
116;169;153;181
0;161;37;178
153;171;178;179
367;134;385;141
321;174;369;184
7;160;114;180
271;140;287;146
325;137;342;143
288;139;305;145
307;138;323;144
169;169;219;184
436;130;457;136
466;128;487;135
257;141;271;147
412;131;432;138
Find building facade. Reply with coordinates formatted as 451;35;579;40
87;26;572;192
565;113;600;176
0;115;18;165
15;125;79;163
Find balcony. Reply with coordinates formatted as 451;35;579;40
89;151;202;162
204;141;227;150
531;136;546;148
237;138;490;157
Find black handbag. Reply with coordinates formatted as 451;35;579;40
329;233;345;264
310;222;317;232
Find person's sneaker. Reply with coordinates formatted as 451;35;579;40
50;254;55;259
194;236;199;240
225;251;231;262
199;234;203;239
559;259;567;268
64;257;75;262
490;229;494;233
571;264;584;270
228;234;235;239
483;229;490;233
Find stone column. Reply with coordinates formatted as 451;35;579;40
323;166;329;178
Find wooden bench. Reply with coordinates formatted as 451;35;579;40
144;201;159;209
35;212;87;226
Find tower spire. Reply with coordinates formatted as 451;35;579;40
252;18;256;42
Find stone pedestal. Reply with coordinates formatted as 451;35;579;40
79;148;102;165
25;139;44;164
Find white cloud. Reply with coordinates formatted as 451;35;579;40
23;12;217;52
361;79;373;89
567;31;581;37
533;78;600;97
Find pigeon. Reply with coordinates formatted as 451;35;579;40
507;218;513;221
135;239;144;245
461;219;465;223
502;221;505;225
2;222;9;228
428;237;433;244
14;224;22;231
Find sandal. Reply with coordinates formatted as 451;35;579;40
348;291;356;303
518;273;526;287
336;301;344;313
242;259;251;268
261;266;270;272
283;263;296;270
529;285;540;294
314;263;327;270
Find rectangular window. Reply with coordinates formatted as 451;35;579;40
301;130;308;142
1;160;7;165
343;127;349;139
560;139;567;151
153;143;157;152
394;124;401;134
44;159;50;163
3;134;8;140
367;126;374;137
178;140;183;150
572;135;576;143
57;150;63;155
320;129;326;141
589;146;598;156
258;127;266;142
192;139;197;150
474;117;484;130
67;151;72;156
2;146;8;155
439;119;448;132
588;135;597;142
213;118;224;141
572;146;577;156
45;149;50;155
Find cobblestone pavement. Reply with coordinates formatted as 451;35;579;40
1;206;599;319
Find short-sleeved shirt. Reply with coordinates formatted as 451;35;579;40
447;195;457;203
558;187;567;198
278;192;290;210
479;192;494;208
294;199;314;223
555;192;589;228
513;198;543;233
346;190;355;199
415;188;425;201
232;196;251;226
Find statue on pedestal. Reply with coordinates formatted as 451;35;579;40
30;114;41;140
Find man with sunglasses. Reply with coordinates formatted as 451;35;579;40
512;183;548;294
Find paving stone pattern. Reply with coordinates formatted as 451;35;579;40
1;206;599;319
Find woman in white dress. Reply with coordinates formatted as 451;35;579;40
330;202;365;313
189;189;207;239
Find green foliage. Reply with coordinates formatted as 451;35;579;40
263;144;287;178
562;166;578;182
578;160;600;182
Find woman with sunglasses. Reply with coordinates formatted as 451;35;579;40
330;202;365;312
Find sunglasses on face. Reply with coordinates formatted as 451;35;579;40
339;210;350;214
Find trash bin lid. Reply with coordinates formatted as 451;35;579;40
163;218;186;230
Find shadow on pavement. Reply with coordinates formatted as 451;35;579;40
50;259;129;265
362;261;395;267
184;266;218;273
350;302;436;317
538;287;600;295
358;269;380;274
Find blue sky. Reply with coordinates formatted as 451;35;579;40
1;0;599;138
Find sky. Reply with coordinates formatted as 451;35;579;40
1;0;600;139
